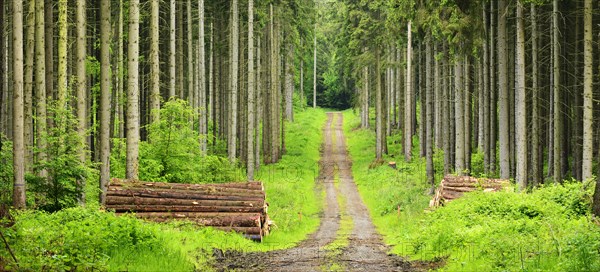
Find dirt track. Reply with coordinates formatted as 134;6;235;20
212;112;439;271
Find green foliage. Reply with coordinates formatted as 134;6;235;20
0;208;191;271
27;103;93;212
110;99;242;183
343;109;600;271
0;135;13;205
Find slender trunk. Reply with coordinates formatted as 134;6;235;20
44;0;53;110
100;0;111;203
552;0;562;183
425;36;435;193
75;0;87;204
404;21;412;162
582;0;593;181
149;0;160;124
313;24;317;108
228;0;239;162
187;0;193;111
199;0;207;154
489;0;497;174
12;0;26;208
116;0;124;138
530;3;540;186
126;0;140;180
247;0;255;180
362;64;369;129
255;33;261;168
24;0;34;170
498;0;510;179
57;0;66;108
35;0;47;178
434;43;441;148
169;0;176;98
454;58;464;175
515;1;527;190
483;3;490;173
177;1;184;99
284;43;293;121
375;49;383;160
464;58;471;173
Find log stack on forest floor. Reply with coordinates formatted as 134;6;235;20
105;178;269;242
429;175;511;208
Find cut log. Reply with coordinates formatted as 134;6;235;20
429;175;510;207
108;185;265;198
139;213;262;227
106;188;265;201
109;204;265;213
111;178;263;190
105;195;265;208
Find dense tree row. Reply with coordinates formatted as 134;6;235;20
1;0;316;208
329;0;600;214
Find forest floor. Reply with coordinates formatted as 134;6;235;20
211;112;443;271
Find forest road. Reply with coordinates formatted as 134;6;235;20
212;112;440;272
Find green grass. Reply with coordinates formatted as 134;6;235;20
342;109;600;271
1;108;327;271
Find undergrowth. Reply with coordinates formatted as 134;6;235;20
342;110;600;271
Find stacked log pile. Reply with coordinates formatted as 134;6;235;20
429;175;510;208
105;178;269;241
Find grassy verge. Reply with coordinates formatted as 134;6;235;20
342;109;600;271
1;108;327;271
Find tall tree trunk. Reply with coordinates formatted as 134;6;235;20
425;35;434;193
552;0;562;183
375;49;383;160
247;0;255;180
284;43;293;121
228;0;239;162
57;0;66;108
255;33;261;168
454;57;464;175
489;0;497;174
582;0;593;181
169;0;176;98
126;0;140;180
35;0;47;178
44;0;53;109
515;1;527;190
199;0;207;154
99;0;111;204
177;1;184;99
12;0;25;208
313;23;317;108
75;0;87;203
24;0;34;170
498;0;510;179
149;0;160;124
116;0;124;138
187;0;193;111
530;3;540;186
464;58;471;173
362;64;369;129
404;21;412;162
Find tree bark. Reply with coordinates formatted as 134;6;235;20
247;0;255;181
57;0;67;109
149;0;160;124
528;4;539;185
552;0;562;184
582;0;593;181
313;23;317;108
498;0;510;179
199;0;207;154
99;0;111;204
75;0;87;204
169;0;176;98
425;35;435;194
404;21;412;162
126;0;140;180
35;0;47;178
228;0;239;163
376;49;383;160
23;0;34;170
515;1;527;191
454;57;464;175
12;0;25;209
44;0;53;111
